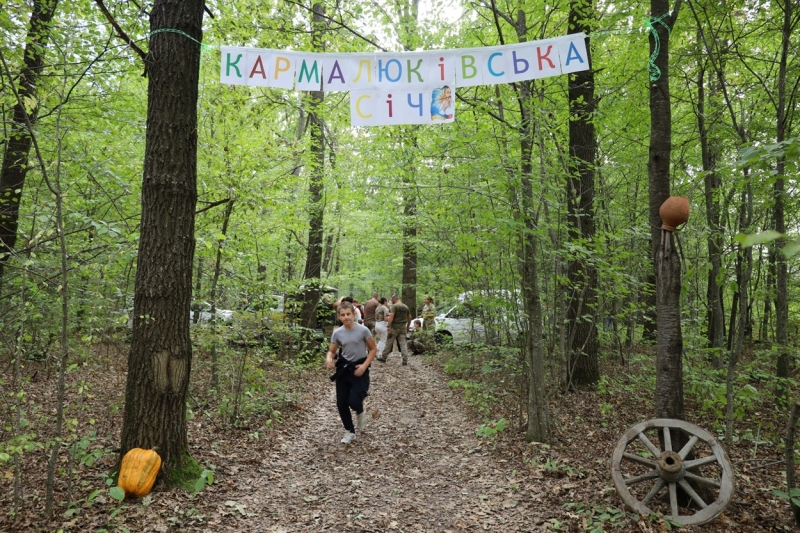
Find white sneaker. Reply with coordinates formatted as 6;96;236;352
341;431;356;444
357;410;367;430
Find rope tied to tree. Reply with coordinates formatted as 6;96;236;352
149;28;214;52
645;13;671;82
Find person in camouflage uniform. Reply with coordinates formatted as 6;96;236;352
376;294;410;365
407;319;427;355
420;295;436;347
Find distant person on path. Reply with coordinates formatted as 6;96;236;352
363;293;379;333
325;301;377;444
374;297;390;354
377;294;410;366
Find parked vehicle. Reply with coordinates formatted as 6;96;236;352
190;301;234;324
431;302;486;345
124;301;234;329
426;290;521;345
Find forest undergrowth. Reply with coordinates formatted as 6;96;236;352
0;338;796;532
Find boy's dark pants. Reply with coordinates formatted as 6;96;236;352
333;358;369;432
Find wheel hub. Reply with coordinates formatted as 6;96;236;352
657;450;685;482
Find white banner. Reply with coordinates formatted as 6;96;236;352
219;34;589;126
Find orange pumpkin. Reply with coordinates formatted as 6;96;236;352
117;448;162;498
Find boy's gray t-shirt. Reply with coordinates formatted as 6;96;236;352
331;324;373;362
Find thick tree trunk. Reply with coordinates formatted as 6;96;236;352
648;0;684;419
0;0;59;286
299;3;326;330
566;0;599;388
119;0;204;479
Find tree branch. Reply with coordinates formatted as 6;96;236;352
196;198;231;215
93;0;148;64
283;0;388;52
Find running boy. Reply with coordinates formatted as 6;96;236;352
325;301;377;444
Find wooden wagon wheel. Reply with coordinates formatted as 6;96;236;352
611;418;735;526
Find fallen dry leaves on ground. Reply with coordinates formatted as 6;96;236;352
0;345;795;532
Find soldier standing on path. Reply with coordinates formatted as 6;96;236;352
377;294;410;365
421;295;436;346
362;292;379;334
325;301;377;444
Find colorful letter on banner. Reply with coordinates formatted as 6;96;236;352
429;54;456;87
246;50;273;87
221;47;247;85
350;55;376;89
321;54;349;92
295;53;323;91
350;90;378;127
559;35;589;74
271;52;297;89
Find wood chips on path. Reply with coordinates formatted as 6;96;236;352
232;355;543;532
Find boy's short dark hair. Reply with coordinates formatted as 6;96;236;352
338;301;355;313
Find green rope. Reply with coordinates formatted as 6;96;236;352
645;13;671;82
149;28;214;51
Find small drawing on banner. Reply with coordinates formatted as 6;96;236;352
430;85;454;122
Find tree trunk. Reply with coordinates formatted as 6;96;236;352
725;179;752;444
119;0;204;480
402;158;418;313
697;64;725;369
785;396;800;526
0;0;59;287
299;2;326;330
648;0;684;420
566;0;599;388
774;0;792;404
209;199;234;390
520;83;549;441
397;2;420;313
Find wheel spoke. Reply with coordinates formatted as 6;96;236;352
683;455;718;469
679;479;709;509
678;435;699;459
641;478;666;506
637;431;661;457
624;470;659;486
669;482;679;517
623;452;657;468
663;428;672;451
684;471;721;488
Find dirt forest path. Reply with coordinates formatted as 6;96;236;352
232;354;545;532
